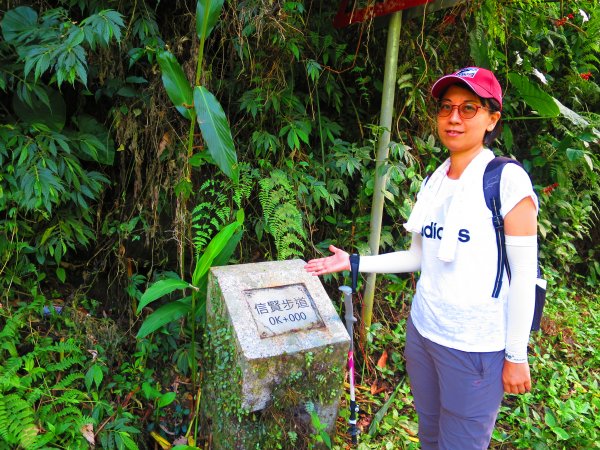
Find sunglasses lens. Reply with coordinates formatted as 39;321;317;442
459;104;478;118
437;103;481;119
437;104;452;117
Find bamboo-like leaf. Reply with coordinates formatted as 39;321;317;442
196;0;224;40
157;50;194;120
508;72;560;117
368;379;404;437
137;278;191;313
12;86;66;131
193;86;238;182
136;298;191;339
192;217;243;286
74;115;116;165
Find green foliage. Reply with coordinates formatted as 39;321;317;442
0;121;111;286
193;85;239;182
136;214;243;339
191;179;232;252
1;6;123;87
0;394;38;448
259;170;307;260
0;0;598;447
196;0;225;40
468;0;600;282
155;1;239;183
0;294;95;448
306;402;333;449
0;3;119;290
156;50;195;120
493;286;600;448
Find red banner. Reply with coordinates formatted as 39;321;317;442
333;0;436;28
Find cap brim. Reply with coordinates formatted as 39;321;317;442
431;75;496;101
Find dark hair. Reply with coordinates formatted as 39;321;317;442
482;97;502;147
436;84;503;147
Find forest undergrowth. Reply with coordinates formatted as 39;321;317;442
1;0;599;448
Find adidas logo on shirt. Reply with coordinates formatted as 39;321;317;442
421;222;471;243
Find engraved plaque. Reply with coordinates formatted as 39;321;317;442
244;283;325;338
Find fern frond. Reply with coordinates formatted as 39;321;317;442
0;393;39;447
231;163;255;208
191;179;232;253
0;356;24;390
36;338;82;356
0;316;21;342
20;367;47;388
259;170;307;260
25;387;45;405
54;372;85;390
53;405;83;422
46;356;84;372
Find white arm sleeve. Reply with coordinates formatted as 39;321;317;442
358;233;422;274
504;234;537;363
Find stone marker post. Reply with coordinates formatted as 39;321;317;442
201;259;351;449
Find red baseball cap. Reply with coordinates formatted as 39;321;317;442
431;67;502;109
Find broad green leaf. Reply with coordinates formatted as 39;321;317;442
116;432;138;450
469;29;490;68
196;0;225;40
583;154;594;170
157;50;194;120
0;6;38;44
12;86;66;131
508;72;560;117
56;267;66;283
136;298;191;338
544;410;557;427
566;148;583;161
193;86;238;182
137;278;191;313
193;228;244;313
158;392;177;408
551;427;570;440
85;364;103;391
192;218;243;286
553;98;590;127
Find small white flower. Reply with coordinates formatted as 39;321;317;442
579;9;589;22
532;68;548;85
515;52;523;66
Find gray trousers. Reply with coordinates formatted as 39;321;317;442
404;316;505;450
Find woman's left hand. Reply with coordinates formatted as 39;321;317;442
502;360;531;394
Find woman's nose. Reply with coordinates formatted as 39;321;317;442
449;106;462;122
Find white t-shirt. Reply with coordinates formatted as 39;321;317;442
411;163;538;353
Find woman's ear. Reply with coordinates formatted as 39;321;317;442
487;111;501;131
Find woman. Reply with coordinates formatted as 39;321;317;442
305;67;538;450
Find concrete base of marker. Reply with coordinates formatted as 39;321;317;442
200;259;350;449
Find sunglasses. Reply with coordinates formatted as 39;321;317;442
437;101;489;119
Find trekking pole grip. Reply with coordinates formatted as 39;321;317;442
349;253;359;293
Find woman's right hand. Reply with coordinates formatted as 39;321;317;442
304;245;350;276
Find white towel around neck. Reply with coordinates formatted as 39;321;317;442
404;148;495;262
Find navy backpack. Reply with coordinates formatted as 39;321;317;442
483;156;547;331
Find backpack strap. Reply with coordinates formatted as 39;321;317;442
483;156;523;298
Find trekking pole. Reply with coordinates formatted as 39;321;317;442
339;253;360;445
